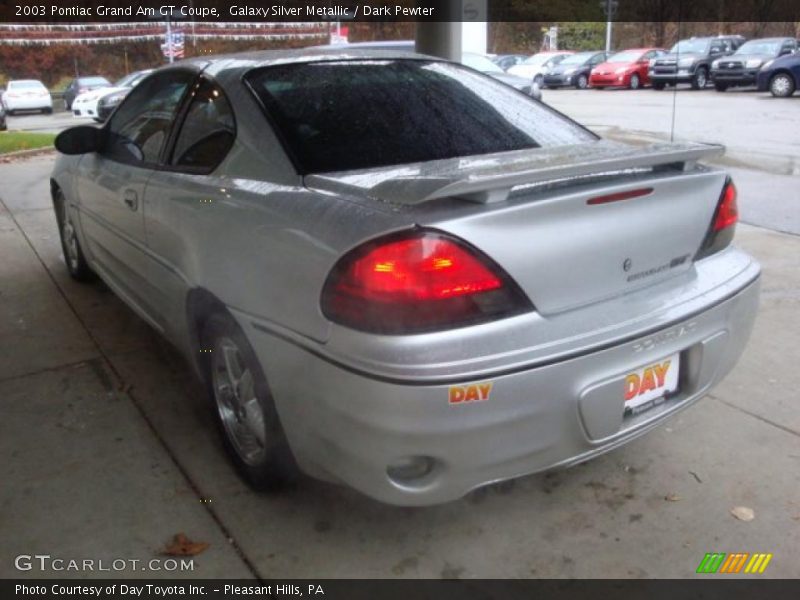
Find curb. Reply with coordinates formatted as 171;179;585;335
0;146;56;160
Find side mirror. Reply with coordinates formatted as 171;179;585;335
55;125;104;155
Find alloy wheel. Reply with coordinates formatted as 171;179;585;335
60;201;80;272
211;336;268;466
770;74;794;97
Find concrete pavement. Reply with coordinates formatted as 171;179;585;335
1;151;798;578
546;88;800;235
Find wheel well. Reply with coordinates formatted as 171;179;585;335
770;69;794;80
50;180;63;220
186;288;229;379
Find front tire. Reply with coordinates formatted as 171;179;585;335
769;73;796;98
691;66;708;90
628;73;641;90
201;312;297;490
54;189;94;282
653;82;666;90
714;81;729;92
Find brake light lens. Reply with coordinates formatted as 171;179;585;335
713;180;738;232
321;230;532;334
696;178;738;260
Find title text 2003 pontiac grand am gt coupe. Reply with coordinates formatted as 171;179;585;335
51;49;759;506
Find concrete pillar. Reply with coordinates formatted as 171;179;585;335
462;21;487;55
414;0;487;61
415;21;462;61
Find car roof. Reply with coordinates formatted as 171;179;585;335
743;37;793;42
184;47;440;77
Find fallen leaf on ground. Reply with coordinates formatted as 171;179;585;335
664;493;681;502
731;506;755;522
161;533;209;556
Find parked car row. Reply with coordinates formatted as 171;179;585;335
498;35;799;97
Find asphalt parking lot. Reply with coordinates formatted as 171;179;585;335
1;88;798;579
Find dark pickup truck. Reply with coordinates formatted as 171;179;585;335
711;37;798;91
650;36;745;90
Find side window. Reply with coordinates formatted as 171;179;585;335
170;79;236;172
590;54;604;65
710;43;724;54
104;70;194;165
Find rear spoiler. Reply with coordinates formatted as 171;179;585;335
305;140;725;205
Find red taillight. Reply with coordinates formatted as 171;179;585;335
321;230;532;334
713;180;738;232
696;178;738;260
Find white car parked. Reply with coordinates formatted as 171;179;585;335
1;80;52;115
72;70;154;122
71;88;108;120
507;51;574;85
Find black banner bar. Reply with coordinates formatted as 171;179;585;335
4;580;800;600
1;0;800;23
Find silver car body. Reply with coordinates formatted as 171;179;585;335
51;48;760;505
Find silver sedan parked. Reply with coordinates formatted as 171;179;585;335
52;48;760;505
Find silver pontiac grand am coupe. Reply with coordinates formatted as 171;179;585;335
51;48;760;505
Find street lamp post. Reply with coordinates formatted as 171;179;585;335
601;0;619;53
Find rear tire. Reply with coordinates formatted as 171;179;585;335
769;72;796;98
533;74;543;87
575;74;588;89
691;66;708;90
201;312;298;491
54;188;95;282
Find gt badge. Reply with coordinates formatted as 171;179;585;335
449;382;493;405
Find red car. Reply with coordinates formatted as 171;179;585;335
589;48;666;89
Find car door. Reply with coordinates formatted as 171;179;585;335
75;68;196;329
142;76;237;334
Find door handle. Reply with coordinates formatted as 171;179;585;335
123;189;138;211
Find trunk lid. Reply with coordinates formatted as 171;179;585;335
306;140;728;315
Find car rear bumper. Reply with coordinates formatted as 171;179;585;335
3;97;52;111
236;251;760;505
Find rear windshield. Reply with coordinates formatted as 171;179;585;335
9;80;45;89
246;59;595;174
